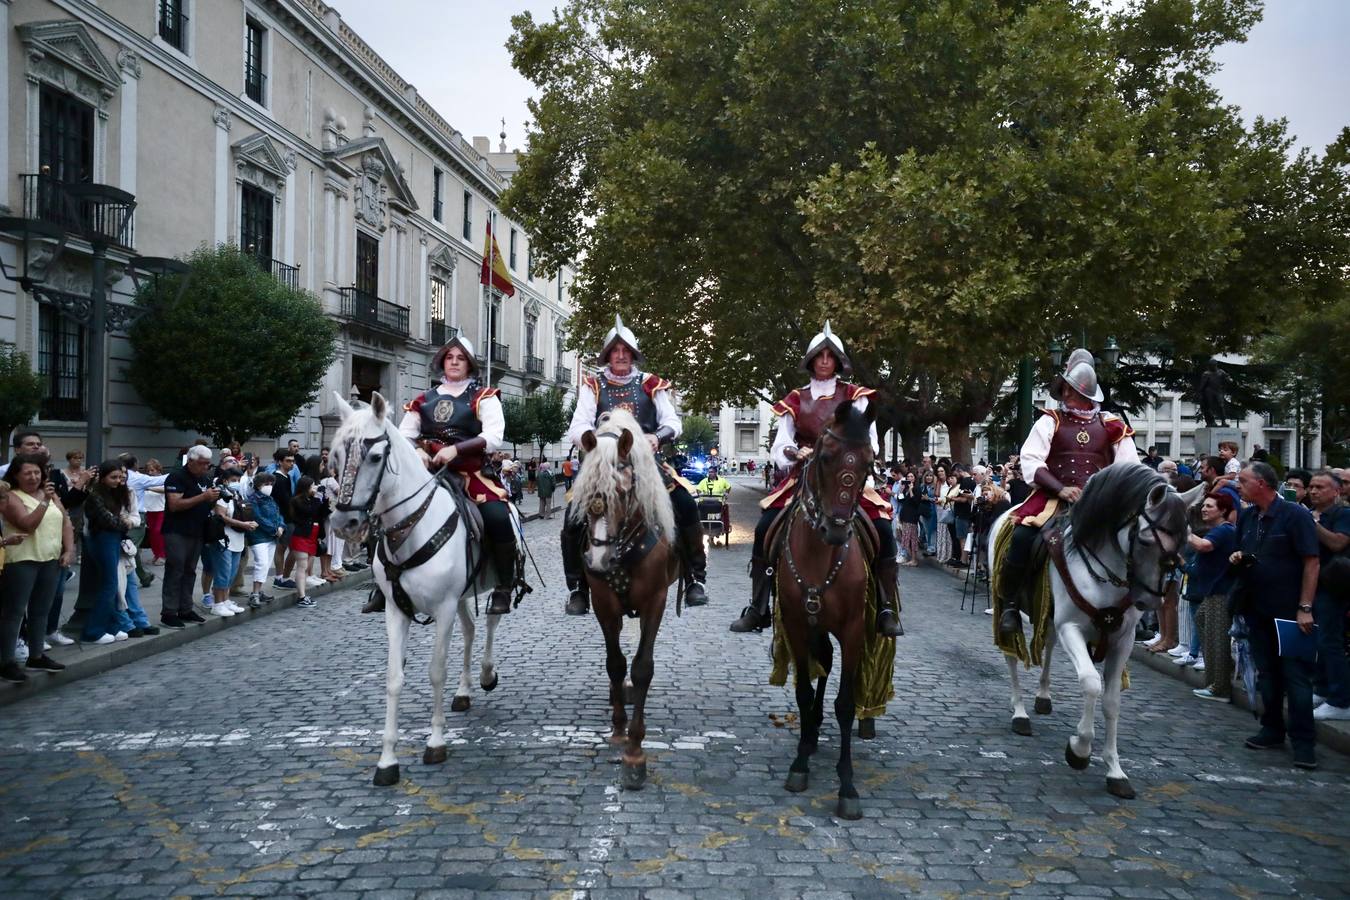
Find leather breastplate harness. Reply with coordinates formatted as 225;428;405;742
1047;413;1112;489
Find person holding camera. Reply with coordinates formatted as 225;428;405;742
1230;462;1321;769
1308;470;1350;720
160;446;219;628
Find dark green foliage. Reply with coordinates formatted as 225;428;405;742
126;246;338;445
0;343;44;444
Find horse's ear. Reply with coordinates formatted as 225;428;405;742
1146;482;1169;509
332;391;354;421
581;430;597;453
834;399;853;424
1178;482;1206;509
617;429;634;459
370;391;388;423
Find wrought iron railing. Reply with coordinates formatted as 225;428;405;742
338;286;409;336
430;320;457;345
555;364;571;384
491;341;510;366
245;68;267;105
525;355;545;377
21;174;135;249
268;258;299;289
158;1;189;51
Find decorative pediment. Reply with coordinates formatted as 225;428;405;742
232;133;291;193
19;21;122;111
524;298;542;319
325;137;417;234
428;244;457;273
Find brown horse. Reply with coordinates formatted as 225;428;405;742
572;409;680;791
774;399;877;819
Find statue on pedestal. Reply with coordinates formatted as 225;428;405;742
1197;359;1231;428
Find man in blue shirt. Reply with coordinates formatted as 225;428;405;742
1231;462;1321;769
1308;471;1350;720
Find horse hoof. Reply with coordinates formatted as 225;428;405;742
835;796;863;820
372;764;400;786
1011;716;1033;736
451;696;471;713
1064;742;1091;771
1034;697;1053;715
1106;777;1136;799
621;761;647;791
482;673;499;693
784;770;809;793
422;745;448;765
858;719;876;740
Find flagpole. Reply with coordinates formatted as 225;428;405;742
485;208;494;389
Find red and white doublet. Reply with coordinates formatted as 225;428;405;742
762;377;890;519
567;367;695;494
1011;407;1138;527
399;379;508;504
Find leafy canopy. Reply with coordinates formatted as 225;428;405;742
0;343;44;443
127;246;338;445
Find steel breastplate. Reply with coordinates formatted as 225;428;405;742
418;384;481;443
597;373;658;434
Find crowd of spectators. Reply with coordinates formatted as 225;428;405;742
0;431;369;684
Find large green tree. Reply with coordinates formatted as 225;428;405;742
505;0;1348;452
0;343;44;445
528;388;570;459
127;246;337;445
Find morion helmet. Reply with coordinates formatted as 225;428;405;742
432;333;479;376
801;320;852;376
1050;348;1103;403
595;314;644;366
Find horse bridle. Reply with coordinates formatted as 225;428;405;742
1075;499;1185;603
581;433;647;595
799;427;866;534
334;431;435;530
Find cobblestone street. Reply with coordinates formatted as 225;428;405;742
2;478;1348;898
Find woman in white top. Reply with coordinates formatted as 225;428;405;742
142;458;168;564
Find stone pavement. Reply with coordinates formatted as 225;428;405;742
1;476;1348;898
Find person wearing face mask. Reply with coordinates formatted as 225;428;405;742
244;472;285;609
202;468;258;617
379;334;521;618
287;476;328;609
994;349;1141;638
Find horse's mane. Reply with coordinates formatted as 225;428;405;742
568;408;676;538
1070;464;1169;552
331;398;425;489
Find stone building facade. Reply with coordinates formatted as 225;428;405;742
0;0;578;461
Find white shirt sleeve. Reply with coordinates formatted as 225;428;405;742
1113;430;1142;466
851;394;880;457
653;387;681;439
567;384;598;448
770;413;797;469
1018;414;1057;490
126;489;142;529
477;394;504;454
398;405;421;441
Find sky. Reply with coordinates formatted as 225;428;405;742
331;0;1349;155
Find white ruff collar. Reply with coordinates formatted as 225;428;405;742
602;366;640;384
1060;402;1100;421
439;376;472;395
808;376;839;399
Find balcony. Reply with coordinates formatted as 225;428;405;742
268;258;299;290
338;286;409;337
555;364;571;384
734;406;759;422
430;319;457;346
525;355;545;379
21;173;135;250
491;341;510;367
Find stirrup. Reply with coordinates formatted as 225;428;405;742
685;580;709;606
487;590;512;616
998;604;1023;636
729;605;769;633
876;608;904;638
361;591;385;614
564;590;589;616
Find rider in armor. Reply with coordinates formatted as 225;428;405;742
362;333;520;616
729;322;904;638
996;349;1140;636
561;315;710;615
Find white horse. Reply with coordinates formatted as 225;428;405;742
991;465;1201;799
329;391;512;786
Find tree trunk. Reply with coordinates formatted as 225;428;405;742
945;420;973;466
900;421;927;464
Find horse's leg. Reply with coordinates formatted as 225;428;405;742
597;610;628;746
452;600;475;712
833;637;862;820
480;610;500;692
375;605;412;785
1007;653;1033;736
1035;627;1056;715
424;609;455;765
1057;622;1101;772
806;634;832;754
1100;629;1136;799
784;655;818;794
622;596;664;791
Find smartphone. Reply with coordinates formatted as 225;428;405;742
1281;487;1298;502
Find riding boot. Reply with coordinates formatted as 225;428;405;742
873;556;905;638
561;518;590;616
487;540;516;616
729;555;772;633
680;523;709;606
998;559;1027;637
361;587;385;614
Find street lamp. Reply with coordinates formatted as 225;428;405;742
1048;339;1064;370
1100;336;1120;370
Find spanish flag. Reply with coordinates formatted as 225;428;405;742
480;220;515;297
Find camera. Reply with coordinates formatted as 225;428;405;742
1235;552;1258;570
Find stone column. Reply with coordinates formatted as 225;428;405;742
116;49;141;195
213;106;232;244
